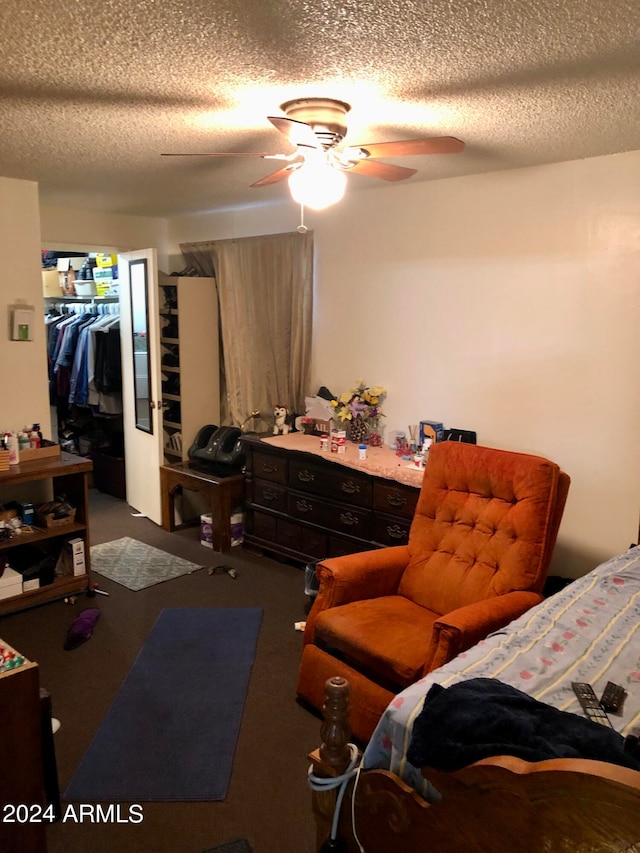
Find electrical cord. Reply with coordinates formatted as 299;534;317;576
308;743;365;852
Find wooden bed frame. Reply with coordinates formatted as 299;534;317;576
309;677;640;852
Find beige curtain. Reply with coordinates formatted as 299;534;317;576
180;232;313;431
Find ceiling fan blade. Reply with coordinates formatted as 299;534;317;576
267;116;320;150
250;165;296;188
161;152;278;158
353;137;465;158
349;160;416;182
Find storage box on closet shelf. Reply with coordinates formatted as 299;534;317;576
93;265;119;297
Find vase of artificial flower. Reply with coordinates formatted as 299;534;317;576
347;415;369;444
331;380;387;443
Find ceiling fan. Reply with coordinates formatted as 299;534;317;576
162;97;464;208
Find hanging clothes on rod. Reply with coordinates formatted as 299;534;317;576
45;301;122;415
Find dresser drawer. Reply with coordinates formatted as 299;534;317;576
277;518;328;559
373;481;419;519
328;533;372;558
276;517;301;553
252;450;288;484
373;512;412;547
288;490;372;540
251;478;288;512
289;459;372;508
250;510;277;542
247;511;328;560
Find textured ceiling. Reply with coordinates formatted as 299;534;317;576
1;0;639;218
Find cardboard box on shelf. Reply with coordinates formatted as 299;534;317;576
56;257;87;272
96;253;117;268
420;420;444;445
20;564;40;592
42;269;61;297
55;537;86;577
93;266;117;283
96;281;119;297
68;538;85;576
0;567;23;601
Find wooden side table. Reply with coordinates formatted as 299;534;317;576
160;462;245;552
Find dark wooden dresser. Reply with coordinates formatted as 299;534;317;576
242;434;422;564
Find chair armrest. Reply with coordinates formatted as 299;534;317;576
424;591;543;673
303;546;409;644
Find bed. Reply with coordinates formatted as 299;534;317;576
309;545;640;851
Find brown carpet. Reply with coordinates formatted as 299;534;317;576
1;489;321;853
204;842;253;853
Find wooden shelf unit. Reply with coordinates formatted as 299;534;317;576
158;274;220;464
0;452;93;615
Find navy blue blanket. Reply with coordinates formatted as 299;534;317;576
407;677;640;772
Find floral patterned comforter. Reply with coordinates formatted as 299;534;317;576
362;546;640;795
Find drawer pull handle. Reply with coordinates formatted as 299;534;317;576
387;524;405;540
297;469;315;483
296;499;313;513
387;493;407;508
262;489;278;502
340;512;359;527
262;462;278;473
341;480;360;495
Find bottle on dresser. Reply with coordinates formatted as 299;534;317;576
3;431;19;465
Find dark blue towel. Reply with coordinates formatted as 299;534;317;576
407;677;640;772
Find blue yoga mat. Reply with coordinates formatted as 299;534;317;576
65;608;263;801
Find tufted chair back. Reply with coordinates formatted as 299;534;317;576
297;442;570;742
399;442;564;614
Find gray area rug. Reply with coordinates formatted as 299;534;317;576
91;537;204;591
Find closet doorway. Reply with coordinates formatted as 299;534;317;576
42;245;218;527
42;245;125;502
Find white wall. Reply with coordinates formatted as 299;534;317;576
168;149;640;578
0;197;169;437
167;202;297;269
40;205;170;270
0;177;52;436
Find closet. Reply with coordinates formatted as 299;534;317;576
40;248;220;526
44;290;125;499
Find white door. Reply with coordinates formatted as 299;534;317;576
119;248;164;524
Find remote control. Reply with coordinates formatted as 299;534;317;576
600;681;627;714
572;682;613;727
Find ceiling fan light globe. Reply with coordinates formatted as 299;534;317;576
288;163;347;210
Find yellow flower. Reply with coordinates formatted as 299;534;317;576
339;392;352;404
330;399;338;407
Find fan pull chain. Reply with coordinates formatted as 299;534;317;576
297;203;308;233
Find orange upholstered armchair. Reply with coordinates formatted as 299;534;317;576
297;442;570;742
